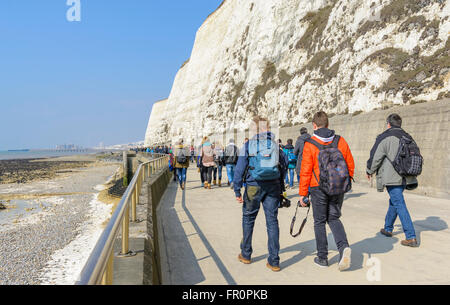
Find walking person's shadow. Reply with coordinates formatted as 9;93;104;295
394;216;448;244
328;216;448;271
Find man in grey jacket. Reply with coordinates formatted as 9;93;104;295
366;114;418;247
293;127;311;182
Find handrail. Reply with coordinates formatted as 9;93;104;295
75;153;169;285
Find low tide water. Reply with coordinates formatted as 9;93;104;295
0;199;52;227
0;150;101;161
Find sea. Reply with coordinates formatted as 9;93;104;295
0;149;101;161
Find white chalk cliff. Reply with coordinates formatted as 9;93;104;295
145;0;450;145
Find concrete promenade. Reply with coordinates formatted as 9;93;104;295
158;167;450;285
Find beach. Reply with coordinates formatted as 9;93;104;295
0;154;122;285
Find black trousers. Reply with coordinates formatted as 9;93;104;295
310;187;349;260
201;166;213;184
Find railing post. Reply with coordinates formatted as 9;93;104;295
101;250;114;285
131;185;137;222
117;204;136;258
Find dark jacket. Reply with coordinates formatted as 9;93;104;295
233;132;287;197
224;143;239;165
293;133;311;175
367;127;418;192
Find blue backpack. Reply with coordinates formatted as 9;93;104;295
248;138;280;181
286;148;297;164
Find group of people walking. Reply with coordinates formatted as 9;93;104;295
168;110;422;272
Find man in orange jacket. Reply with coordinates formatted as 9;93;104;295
299;111;355;271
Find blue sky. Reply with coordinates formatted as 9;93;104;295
0;0;223;150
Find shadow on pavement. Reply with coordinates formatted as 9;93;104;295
394;216;448;244
181;186;237;285
159;182;205;285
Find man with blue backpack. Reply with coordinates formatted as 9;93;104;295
234;116;288;272
283;139;297;189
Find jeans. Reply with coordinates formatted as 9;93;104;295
385;185;416;240
213;165;223;180
310;187;349;260
226;164;235;184
285;168;295;187
176;168;187;186
241;182;281;267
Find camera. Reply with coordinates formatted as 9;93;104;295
297;195;311;207
279;193;291;208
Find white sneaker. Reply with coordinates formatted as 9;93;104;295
338;247;351;271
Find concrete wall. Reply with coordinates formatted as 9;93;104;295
143;167;172;285
279;99;450;199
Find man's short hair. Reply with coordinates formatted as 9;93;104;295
251;116;271;131
300;127;308;135
387;113;402;128
229;138;235;144
312;111;329;128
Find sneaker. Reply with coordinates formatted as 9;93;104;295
380;228;393;237
314;257;328;268
266;263;281;272
238;254;251;264
338;247;351;271
401;238;419;247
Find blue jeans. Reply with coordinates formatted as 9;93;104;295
285;168;295;187
226;164;235;183
213;165;223;180
385;186;416;240
241;182;281;267
176;168;187;186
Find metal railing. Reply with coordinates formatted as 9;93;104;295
75;153;169;285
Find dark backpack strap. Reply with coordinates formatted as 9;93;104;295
305;138;325;150
331;135;341;148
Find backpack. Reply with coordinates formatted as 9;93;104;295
176;149;187;164
390;133;423;177
286;148;297;164
305;135;351;196
225;145;238;164
248;138;280;181
214;148;224;163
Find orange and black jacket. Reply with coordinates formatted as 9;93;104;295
299;128;355;196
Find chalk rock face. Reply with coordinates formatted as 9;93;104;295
145;0;450;146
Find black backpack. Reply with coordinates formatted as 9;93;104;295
225;145;238;164
176;149;187;164
390;134;423;177
305;136;352;196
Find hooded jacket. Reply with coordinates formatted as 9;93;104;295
366;127;418;192
233;132;287;197
299;128;355;196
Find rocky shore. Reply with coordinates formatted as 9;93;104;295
0;156;121;285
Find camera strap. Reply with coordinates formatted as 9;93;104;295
290;204;310;238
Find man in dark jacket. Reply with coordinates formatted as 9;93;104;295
224;139;239;188
234;117;287;272
367;113;419;247
293;127;311;182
